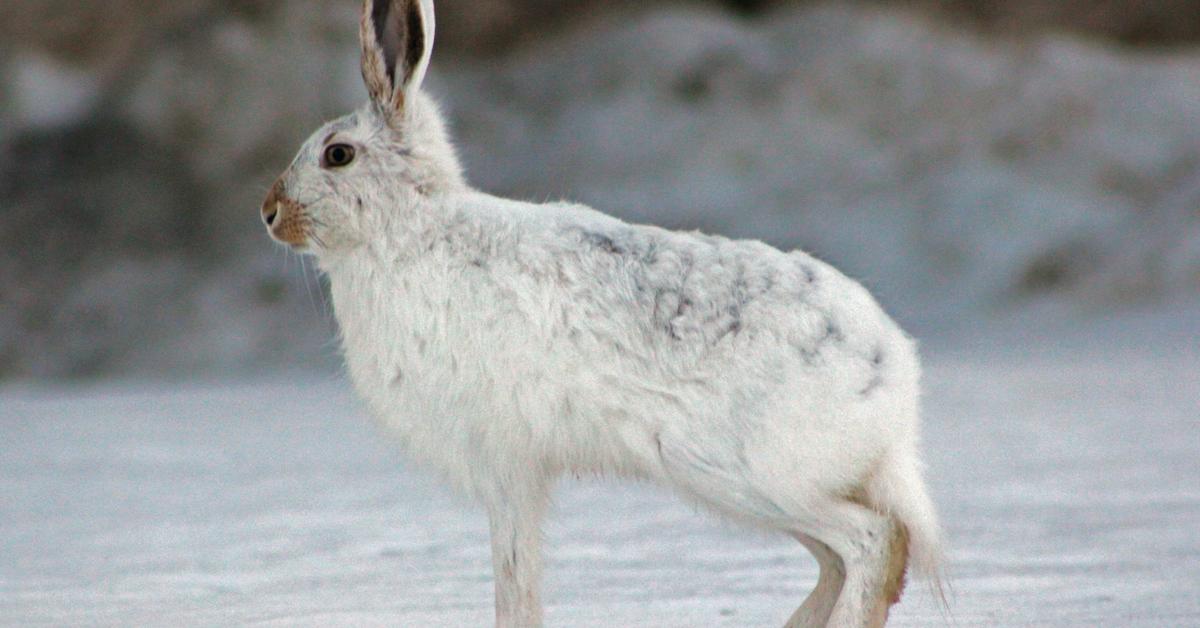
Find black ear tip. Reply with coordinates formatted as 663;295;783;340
369;0;428;88
404;1;426;84
370;0;390;31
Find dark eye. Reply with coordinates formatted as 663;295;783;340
322;143;356;168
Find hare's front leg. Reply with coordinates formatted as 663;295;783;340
486;481;550;628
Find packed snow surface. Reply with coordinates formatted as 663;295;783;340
2;314;1198;626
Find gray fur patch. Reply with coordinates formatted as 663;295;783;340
797;316;844;364
579;230;624;255
860;347;886;396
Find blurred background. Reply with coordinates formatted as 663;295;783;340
2;0;1199;380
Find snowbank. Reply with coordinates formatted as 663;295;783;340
2;3;1198;378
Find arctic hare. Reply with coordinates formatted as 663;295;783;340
262;1;943;626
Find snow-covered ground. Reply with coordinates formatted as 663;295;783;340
2;307;1197;627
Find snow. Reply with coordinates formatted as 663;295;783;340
3;314;1197;626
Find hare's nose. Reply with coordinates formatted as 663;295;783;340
262;179;285;226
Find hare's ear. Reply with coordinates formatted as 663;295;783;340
360;0;435;116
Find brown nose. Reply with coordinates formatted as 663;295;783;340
260;179;309;247
262;179;284;226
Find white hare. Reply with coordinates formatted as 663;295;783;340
262;1;943;626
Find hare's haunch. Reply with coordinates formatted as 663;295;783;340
262;1;944;626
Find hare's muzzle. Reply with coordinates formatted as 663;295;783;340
261;179;308;247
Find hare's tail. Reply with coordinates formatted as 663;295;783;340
865;449;948;611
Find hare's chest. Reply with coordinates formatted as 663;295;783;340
331;263;487;428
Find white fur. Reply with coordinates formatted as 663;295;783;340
265;2;943;626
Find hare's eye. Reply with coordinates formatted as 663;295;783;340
322;143;356;168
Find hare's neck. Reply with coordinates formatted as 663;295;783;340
325;235;460;401
323;195;484;356
323;207;461;323
321;191;462;272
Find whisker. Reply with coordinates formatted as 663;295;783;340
312;255;332;315
302;250;334;324
300;255;321;320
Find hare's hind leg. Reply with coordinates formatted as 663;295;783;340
785;500;906;628
785;533;845;628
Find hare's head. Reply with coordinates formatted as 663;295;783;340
262;0;462;255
